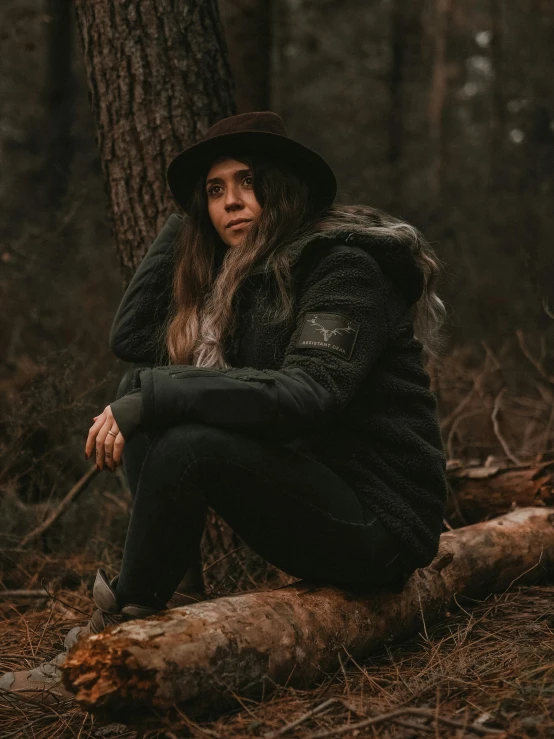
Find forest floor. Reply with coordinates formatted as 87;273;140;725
2;337;554;737
1;517;554;739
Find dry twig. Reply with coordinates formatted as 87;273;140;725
302;706;504;738
17;466;98;549
491;388;522;465
516;329;554;384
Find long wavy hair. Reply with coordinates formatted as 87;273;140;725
314;204;447;362
165;153;446;368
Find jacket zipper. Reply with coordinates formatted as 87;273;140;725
169;370;222;378
169;369;275;383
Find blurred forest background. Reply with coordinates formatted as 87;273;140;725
0;0;553;548
0;2;554;736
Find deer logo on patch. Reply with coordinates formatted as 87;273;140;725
295;312;360;360
307;315;356;342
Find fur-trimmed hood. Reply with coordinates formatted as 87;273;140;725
174;209;425;308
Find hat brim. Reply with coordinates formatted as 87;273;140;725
166;131;337;213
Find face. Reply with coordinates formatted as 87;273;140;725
205;157;263;247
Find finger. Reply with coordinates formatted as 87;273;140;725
85;413;107;459
111;431;125;467
95;417;114;470
103;421;120;471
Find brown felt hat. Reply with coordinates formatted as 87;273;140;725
166;111;337;213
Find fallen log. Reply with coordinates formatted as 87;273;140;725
446;459;554;524
62;507;554;719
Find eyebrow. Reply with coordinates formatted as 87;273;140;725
205;168;252;187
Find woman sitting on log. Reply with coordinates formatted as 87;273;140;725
1;112;448;702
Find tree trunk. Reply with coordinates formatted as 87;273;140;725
43;0;76;218
388;0;405;203
72;0;236;282
218;0;272;113
73;0;248;588
428;0;450;199
447;459;554;525
62;507;554;719
388;0;425;205
489;0;505;188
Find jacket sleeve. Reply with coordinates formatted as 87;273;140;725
110;389;143;441
132;245;389;443
109;214;183;363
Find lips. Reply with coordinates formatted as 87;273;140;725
226;218;252;229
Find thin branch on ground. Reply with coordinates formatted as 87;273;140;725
491;388;521;465
516;329;554;384
17;466;99;549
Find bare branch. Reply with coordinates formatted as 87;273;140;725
17;466;98;549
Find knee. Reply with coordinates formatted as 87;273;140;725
134;423;236;501
149;422;237;468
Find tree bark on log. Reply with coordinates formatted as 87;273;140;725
447;460;554;525
62;507;554;719
72;0;235;281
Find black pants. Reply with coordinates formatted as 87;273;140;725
114;370;411;609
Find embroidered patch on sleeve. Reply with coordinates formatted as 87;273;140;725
295;312;360;360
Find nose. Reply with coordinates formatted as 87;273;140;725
224;182;244;211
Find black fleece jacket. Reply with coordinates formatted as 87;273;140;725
109;213;448;569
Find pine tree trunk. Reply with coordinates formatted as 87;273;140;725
43;0;75;218
489;0;505;189
72;0;236;281
72;0;265;590
428;0;450;200
388;0;425;207
218;0;272;113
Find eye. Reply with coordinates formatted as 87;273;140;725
207;185;222;197
242;175;253;187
